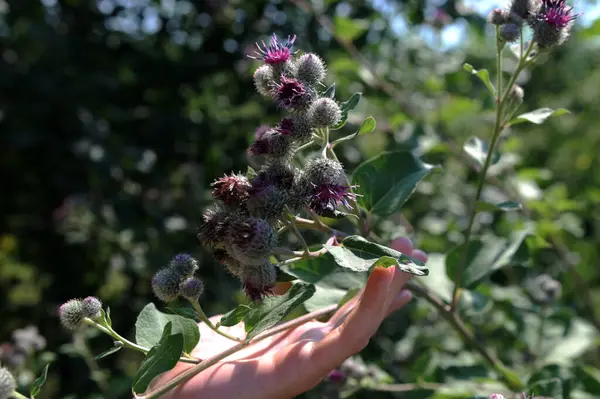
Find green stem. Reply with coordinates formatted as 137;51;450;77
285;209;311;255
11;391;29;399
294;215;349;238
188;300;244;343
535;305;548;363
407;282;525;390
83;318;199;364
295;139;315;154
135;304;338;399
450;34;536;311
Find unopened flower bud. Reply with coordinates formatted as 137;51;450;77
305;157;346;186
411;249;429;264
213;249;244;277
326;369;345;383
248;129;294;158
509;84;524;104
246;184;286;223
240;261;277;302
253;64;276;97
58;299;86;330
295;53;327;85
198;206;230;249
500;23;521;42
227;217;277;265
308;98;342;128
488;8;508;25
0;366;16;399
82;296;102;319
180;277;204;300
252;162;299;191
169;253;199;279
151;269;181;303
510;0;540;22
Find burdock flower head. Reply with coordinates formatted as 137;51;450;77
0;366;16;399
58;299;87;330
240;261;277;302
531;0;580;47
227;216;277;265
250;33;297;65
198;205;230;249
248;129;294;158
211;173;252;207
304;157;359;216
275;76;314;110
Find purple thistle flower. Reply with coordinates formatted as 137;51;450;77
211;173;252;206
535;0;580;28
275;76;309;109
278;118;294;135
249;33;297;65
309;183;359;214
254;124;270;140
243;281;275;302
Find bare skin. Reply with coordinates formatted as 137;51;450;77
152;241;426;399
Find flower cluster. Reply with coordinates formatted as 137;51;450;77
0;326;46;369
489;0;579;47
197;34;358;301
151;253;204;302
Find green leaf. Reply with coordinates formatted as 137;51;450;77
327;235;429;276
527;365;572;398
575;366;600;394
132;323;184;394
475;200;522;212
246;166;257;180
331;116;377;147
463;63;496;96
464;136;501;169
94;342;123;360
507;107;570;126
352;151;436;217
135;303;200;354
445;229;531;288
331;92;361;130
282;253;365;312
165;306;201;322
275;266;298;282
333;16;369;42
219;305;251;327
100;307;112;328
30;363;50;397
323;82;335;98
244;282;316;339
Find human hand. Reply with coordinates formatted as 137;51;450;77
152;241;427;399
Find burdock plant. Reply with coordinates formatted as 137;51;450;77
39;1;582;397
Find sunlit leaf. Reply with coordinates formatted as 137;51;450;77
136;303;200;354
475;200;522;212
132;323;183;394
244;282;315;339
331;92;361;130
507;108;570;126
219;305;251;327
446;229;531;288
463;63;496;96
30;363;50;397
464;136;501;169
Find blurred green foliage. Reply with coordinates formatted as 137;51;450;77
2;0;600;398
